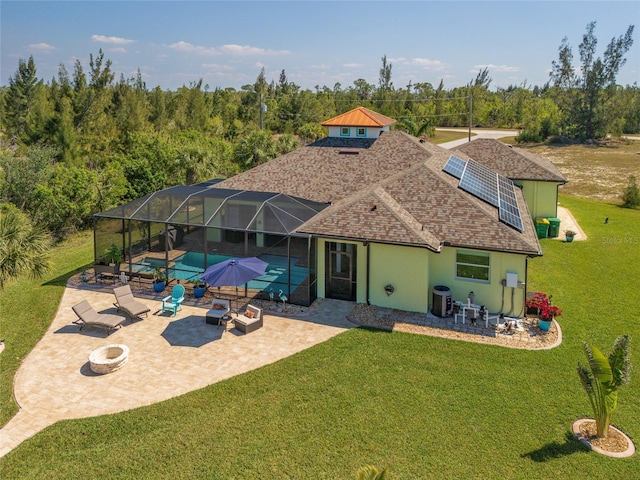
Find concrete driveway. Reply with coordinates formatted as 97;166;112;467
437;128;519;149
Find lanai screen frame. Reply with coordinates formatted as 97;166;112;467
93;182;328;306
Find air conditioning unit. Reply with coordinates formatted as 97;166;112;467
432;285;452;317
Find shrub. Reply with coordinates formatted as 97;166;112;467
515;127;543;143
621;175;640;208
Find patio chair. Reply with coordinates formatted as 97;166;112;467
113;285;151;321
162;284;185;316
72;300;126;335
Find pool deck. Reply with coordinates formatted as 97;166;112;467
0;283;355;457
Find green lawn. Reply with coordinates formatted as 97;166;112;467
1;198;638;478
0;231;94;426
431;129;473;144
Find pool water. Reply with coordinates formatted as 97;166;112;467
135;252;308;291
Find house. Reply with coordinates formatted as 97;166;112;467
454;138;567;219
95;107;550;319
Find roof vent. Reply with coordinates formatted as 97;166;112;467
339;148;360;155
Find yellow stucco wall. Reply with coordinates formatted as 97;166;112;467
317;239;529;316
367;243;429;312
428;247;527;314
519;181;560;219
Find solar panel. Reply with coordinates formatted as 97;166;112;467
459;159;499;207
498;176;524;232
442;155;467;179
445;157;524;233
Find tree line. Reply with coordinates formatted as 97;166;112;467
0;21;637;245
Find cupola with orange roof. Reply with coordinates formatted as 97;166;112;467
321;106;396;139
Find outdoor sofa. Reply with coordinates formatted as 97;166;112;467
234;304;263;334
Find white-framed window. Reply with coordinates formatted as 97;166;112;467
340;127;350;137
356;127;366;137
456;250;490;282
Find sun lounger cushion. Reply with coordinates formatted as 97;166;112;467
72;300;126;334
113;285;151;319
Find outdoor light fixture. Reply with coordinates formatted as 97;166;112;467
384;284;395;296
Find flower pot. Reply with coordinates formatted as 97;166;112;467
153;281;166;293
566;235;574;243
539;319;552;331
193;286;206;298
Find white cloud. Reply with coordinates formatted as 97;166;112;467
219;44;289;56
391;57;447;71
343;63;363;68
109;47;127;54
410;58;447;71
92;35;135;45
202;63;235;71
169;41;219;55
471;64;520;73
310;64;330;70
167;41;289;56
28;42;55;52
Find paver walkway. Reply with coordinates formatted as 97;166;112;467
0;287;354;457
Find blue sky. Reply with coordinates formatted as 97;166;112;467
2;1;639;91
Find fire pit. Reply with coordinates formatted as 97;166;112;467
89;344;129;374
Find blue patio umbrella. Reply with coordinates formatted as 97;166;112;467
200;257;268;313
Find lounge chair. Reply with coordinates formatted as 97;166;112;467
113;285;151;320
162;284;185;316
205;298;231;326
72;300;126;334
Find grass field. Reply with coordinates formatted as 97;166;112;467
0;142;639;478
430;129;472;144
0;231;94;426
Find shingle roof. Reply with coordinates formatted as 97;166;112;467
216;132;541;255
454;138;567;182
321;106;397;128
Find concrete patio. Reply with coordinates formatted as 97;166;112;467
0;284;354;457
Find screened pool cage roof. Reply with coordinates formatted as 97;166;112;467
95;181;329;235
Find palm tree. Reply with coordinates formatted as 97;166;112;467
577;335;631;438
356;465;389;480
396;114;434;138
0;204;51;289
234;130;276;168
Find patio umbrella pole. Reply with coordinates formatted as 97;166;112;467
200;257;268;320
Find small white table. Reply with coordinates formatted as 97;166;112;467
454;301;489;327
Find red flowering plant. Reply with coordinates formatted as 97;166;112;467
526;292;562;320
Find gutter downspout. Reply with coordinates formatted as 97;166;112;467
524;255;532;317
365;242;371;305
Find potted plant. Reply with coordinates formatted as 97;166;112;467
564;229;577;242
153;268;167;293
525;291;547;316
526;292;562;331
94;245;123;277
189;279;207;298
538;303;562;331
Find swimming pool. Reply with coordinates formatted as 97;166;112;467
129;257;166;274
165;252;308;290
